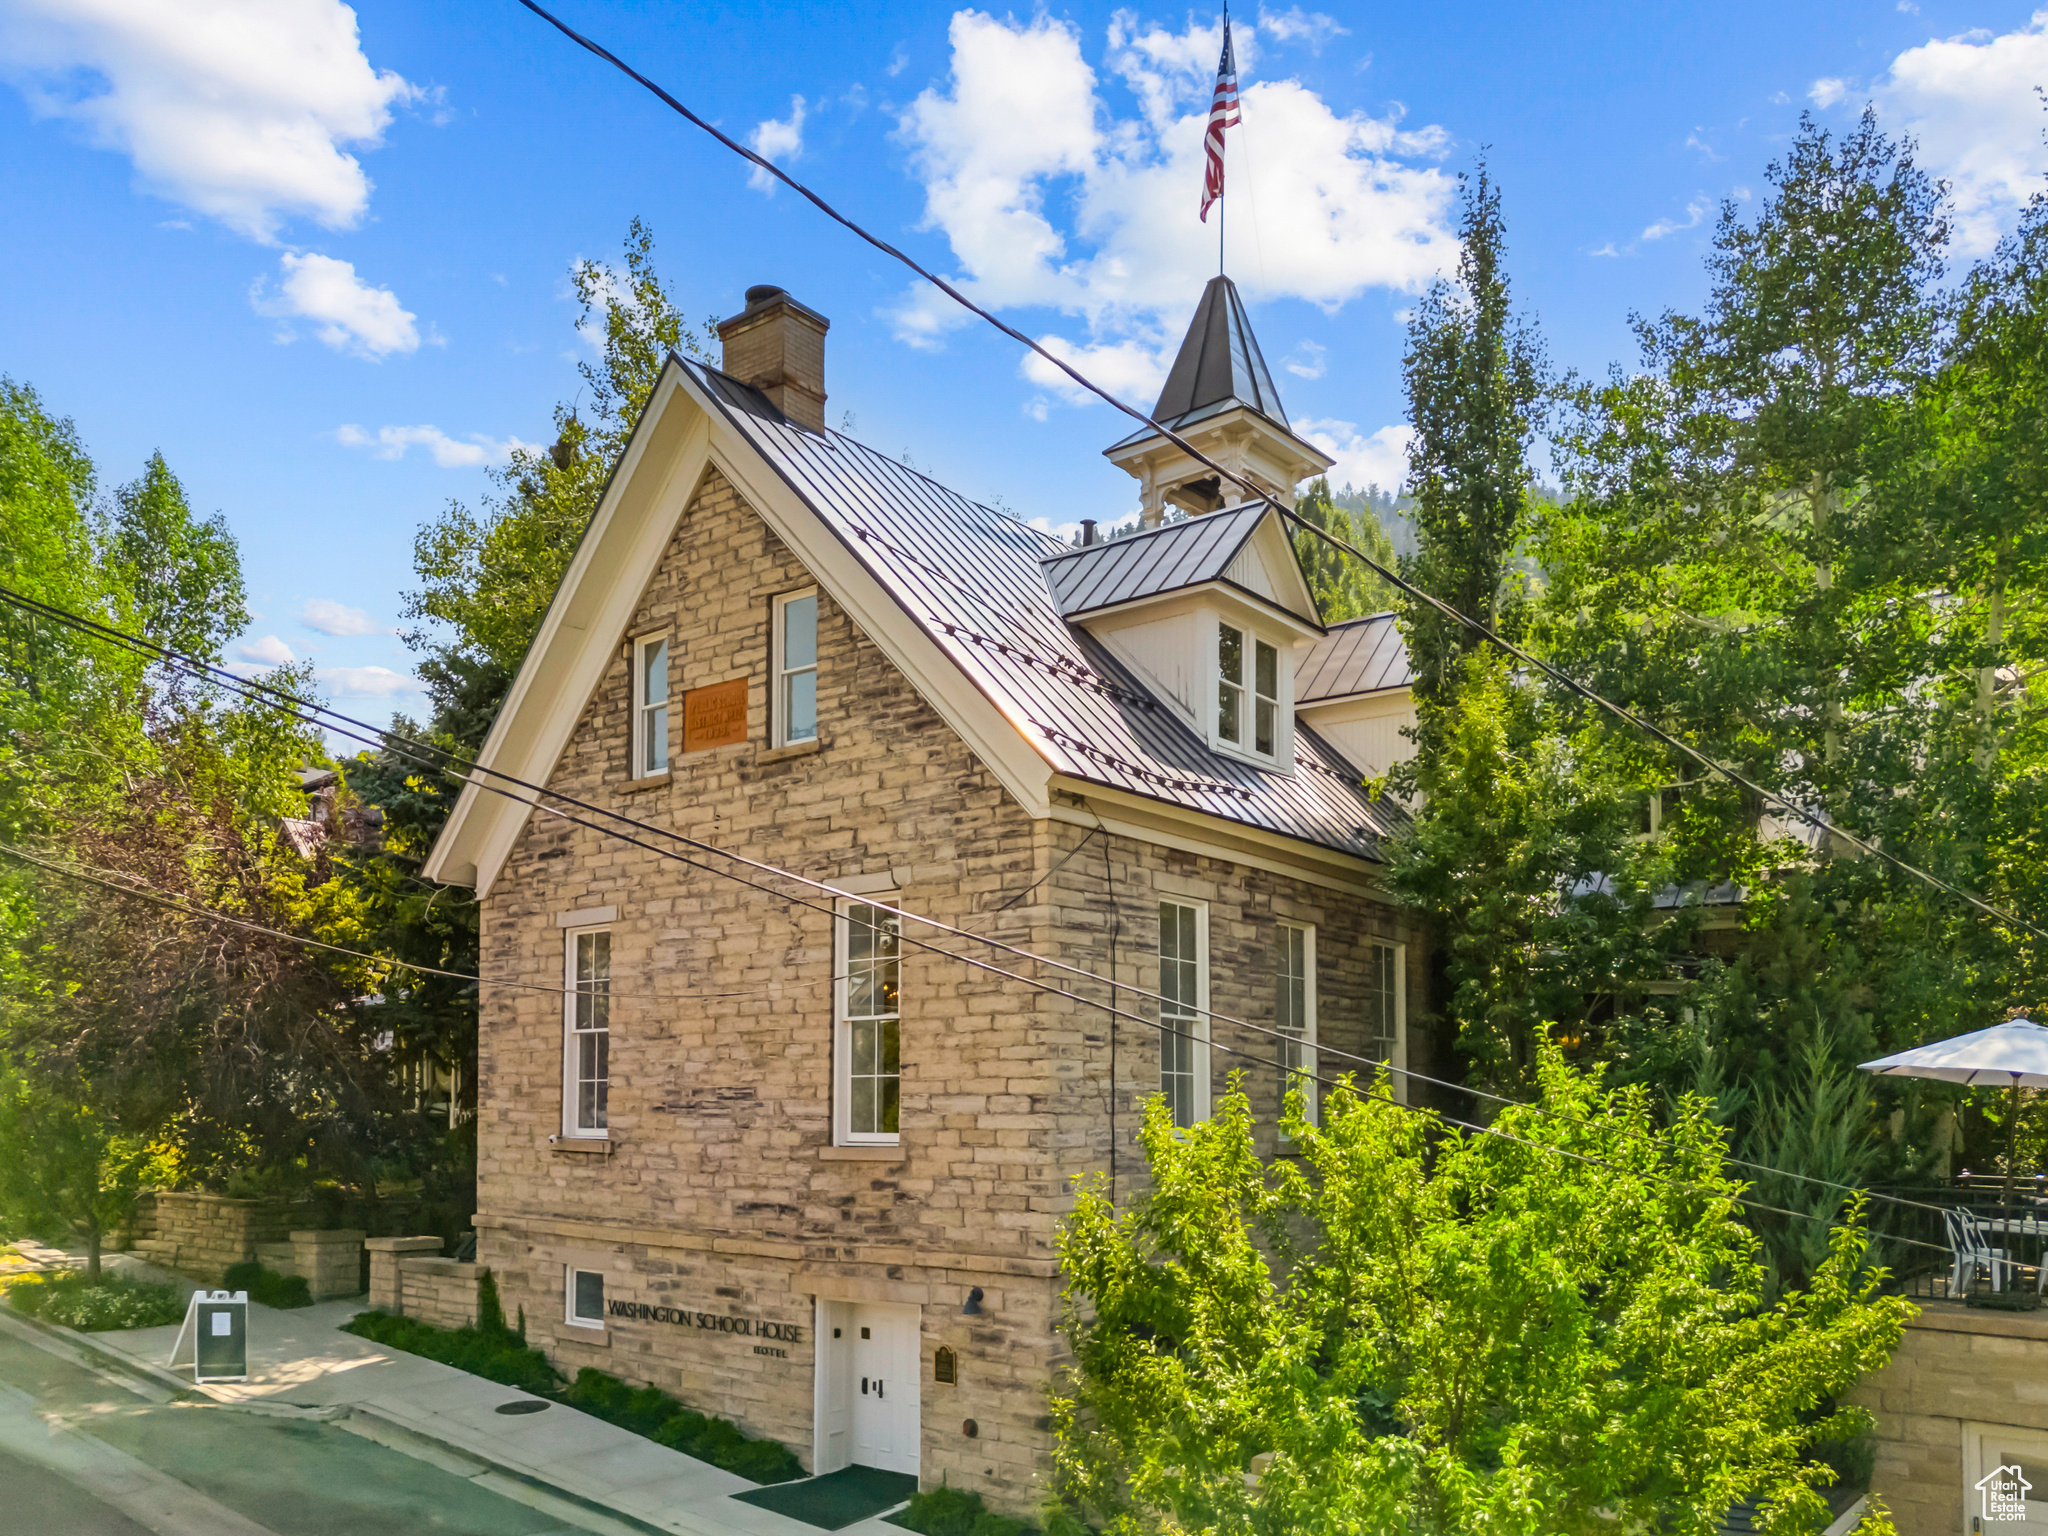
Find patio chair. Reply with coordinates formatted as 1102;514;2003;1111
1943;1207;2009;1294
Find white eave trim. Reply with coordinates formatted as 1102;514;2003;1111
424;360;1054;897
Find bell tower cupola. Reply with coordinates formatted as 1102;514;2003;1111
1105;275;1333;527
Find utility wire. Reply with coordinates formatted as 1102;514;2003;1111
0;797;1945;1253
507;0;2048;953
0;584;1966;1223
0;842;776;1003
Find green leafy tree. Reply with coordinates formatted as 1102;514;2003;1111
404;217;715;677
1398;161;1546;726
1292;476;1397;621
0;1070;175;1281
1054;1058;1909;1536
104;450;247;663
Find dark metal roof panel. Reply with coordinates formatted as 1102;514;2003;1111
683;361;1404;862
1296;613;1412;702
1153;275;1289;429
1042;505;1265;616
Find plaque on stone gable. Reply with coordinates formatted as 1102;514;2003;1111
683;677;748;751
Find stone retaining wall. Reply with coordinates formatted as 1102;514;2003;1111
133;1192;297;1283
367;1236;479;1331
1843;1299;2048;1536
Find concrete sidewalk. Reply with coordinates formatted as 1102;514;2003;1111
10;1261;910;1536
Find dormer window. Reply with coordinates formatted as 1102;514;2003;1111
1217;621;1280;760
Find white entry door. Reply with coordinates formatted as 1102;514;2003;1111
849;1303;920;1476
1966;1422;2048;1530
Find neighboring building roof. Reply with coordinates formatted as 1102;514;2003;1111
683;361;1402;860
1040;504;1318;628
1151;275;1289;431
1296;613;1413;703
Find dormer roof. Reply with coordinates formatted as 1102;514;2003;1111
1041;504;1323;632
1296;613;1412;703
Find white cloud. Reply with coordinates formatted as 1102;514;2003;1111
747;95;806;193
1873;13;2048;254
1770;90;1791;105
1022;333;1178;406
300;598;380;636
1298;418;1412;495
1643;196;1711;241
1808;77;1849;108
253;252;417;357
334;423;523;467
1284;339;1327;379
0;0;419;244
891;10;1457;395
233;634;295;667
322;664;415;697
1256;6;1349;52
1590;241;1621;258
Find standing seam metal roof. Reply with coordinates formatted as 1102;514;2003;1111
1040;505;1298;620
684;360;1406;862
1295;614;1413;702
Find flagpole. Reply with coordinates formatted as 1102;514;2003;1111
1219;3;1227;277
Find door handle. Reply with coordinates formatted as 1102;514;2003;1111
861;1378;868;1395
876;1379;885;1399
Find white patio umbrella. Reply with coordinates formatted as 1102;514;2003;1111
1862;1018;2048;1252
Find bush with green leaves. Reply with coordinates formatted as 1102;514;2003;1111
1053;1053;1911;1536
345;1269;802;1484
892;1484;1083;1536
6;1272;184;1331
343;1309;563;1398
221;1260;311;1310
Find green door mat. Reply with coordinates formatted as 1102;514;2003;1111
733;1464;920;1530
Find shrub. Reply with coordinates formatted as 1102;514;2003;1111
894;1485;1042;1536
222;1261;312;1310
343;1310;562;1397
340;1310;805;1484
5;1272;185;1331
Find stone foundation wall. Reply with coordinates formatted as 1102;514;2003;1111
1843;1300;2048;1536
399;1257;481;1330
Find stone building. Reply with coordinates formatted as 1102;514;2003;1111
424;278;1425;1515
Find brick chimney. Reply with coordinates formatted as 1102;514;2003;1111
716;285;829;432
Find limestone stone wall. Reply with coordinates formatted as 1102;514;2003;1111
138;1192;297;1282
367;1236;444;1312
399;1257;481;1330
471;465;1424;1515
1843;1300;2048;1536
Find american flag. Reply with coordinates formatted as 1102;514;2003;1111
1199;19;1240;224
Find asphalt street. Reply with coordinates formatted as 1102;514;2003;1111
0;1324;599;1536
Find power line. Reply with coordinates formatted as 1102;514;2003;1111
506;0;2048;953
0;585;1964;1223
0;808;1942;1255
0;843;777;1004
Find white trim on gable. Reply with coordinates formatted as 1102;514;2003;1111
424;359;1057;897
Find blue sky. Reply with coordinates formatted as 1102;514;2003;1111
3;0;2045;722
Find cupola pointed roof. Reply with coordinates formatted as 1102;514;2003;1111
1152;274;1288;430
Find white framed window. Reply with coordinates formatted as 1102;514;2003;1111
633;633;669;776
1276;922;1316;1132
1217;620;1281;761
773;589;819;747
834;899;900;1144
563;927;610;1137
1371;941;1407;1102
1964;1421;2048;1529
566;1266;605;1329
1158;899;1209;1128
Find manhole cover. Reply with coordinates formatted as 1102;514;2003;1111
494;1400;550;1416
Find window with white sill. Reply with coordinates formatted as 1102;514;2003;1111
834;898;901;1143
632;633;669;776
773;589;819;748
1216;620;1281;763
563;927;610;1137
